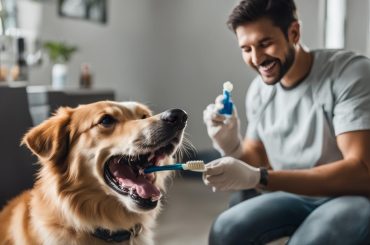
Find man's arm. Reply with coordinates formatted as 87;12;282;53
266;130;370;196
239;138;270;168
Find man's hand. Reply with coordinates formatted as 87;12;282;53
203;157;261;191
203;95;243;158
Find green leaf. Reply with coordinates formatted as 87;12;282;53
43;41;78;63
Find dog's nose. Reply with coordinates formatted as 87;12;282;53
160;109;188;130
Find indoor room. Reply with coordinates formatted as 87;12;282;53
1;0;370;244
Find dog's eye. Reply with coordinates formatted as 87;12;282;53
141;114;149;119
99;115;116;127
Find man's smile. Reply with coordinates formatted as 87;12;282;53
259;60;278;76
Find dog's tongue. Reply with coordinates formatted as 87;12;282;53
109;163;160;199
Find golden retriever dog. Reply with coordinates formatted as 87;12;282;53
0;101;188;245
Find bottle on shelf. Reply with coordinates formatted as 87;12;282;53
15;37;28;82
79;63;92;88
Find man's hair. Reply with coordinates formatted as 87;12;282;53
227;0;298;37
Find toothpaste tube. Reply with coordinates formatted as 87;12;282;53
218;81;234;116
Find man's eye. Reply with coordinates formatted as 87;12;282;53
260;41;271;48
243;48;251;53
99;115;116;127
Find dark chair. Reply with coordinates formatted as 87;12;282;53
0;85;37;209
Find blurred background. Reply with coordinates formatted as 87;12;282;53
0;0;369;244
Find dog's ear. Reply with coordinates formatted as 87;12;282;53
22;107;73;163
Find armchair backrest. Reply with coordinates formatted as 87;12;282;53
0;85;37;208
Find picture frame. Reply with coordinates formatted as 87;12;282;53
58;0;107;24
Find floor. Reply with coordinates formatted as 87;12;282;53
155;174;230;245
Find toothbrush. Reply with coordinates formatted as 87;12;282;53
143;160;205;174
218;81;234;116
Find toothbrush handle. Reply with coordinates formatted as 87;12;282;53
219;90;233;115
143;164;183;174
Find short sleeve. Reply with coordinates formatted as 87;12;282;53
333;57;370;135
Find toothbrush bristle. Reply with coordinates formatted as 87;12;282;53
185;160;205;172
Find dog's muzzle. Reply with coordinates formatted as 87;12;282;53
104;108;187;210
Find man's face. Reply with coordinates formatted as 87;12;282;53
236;17;296;85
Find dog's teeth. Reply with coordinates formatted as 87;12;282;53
129;188;135;195
148;152;155;162
151;195;161;202
118;156;125;164
119;185;131;193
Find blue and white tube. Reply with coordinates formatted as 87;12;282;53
218;81;234;116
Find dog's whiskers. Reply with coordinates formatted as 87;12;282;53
159;192;170;205
174;137;196;162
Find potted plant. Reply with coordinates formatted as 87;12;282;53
43;41;77;88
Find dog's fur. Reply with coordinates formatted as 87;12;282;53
0;101;187;245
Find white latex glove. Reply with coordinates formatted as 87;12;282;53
203;95;243;158
203;157;260;192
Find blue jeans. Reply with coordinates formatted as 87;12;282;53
209;191;370;245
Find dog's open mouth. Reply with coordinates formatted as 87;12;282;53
104;143;175;210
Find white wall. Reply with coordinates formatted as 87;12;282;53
29;0;326;152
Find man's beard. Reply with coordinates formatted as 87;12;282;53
259;45;295;85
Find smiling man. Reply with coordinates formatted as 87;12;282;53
237;17;299;87
203;0;370;244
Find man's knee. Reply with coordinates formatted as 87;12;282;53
323;196;370;228
289;196;370;245
332;196;370;242
209;209;253;245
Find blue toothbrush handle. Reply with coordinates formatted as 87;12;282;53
219;90;233;116
143;163;183;174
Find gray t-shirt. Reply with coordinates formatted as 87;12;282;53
246;49;370;170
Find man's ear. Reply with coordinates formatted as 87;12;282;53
22;107;73;163
288;21;300;44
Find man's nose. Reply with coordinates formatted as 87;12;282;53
251;48;262;66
